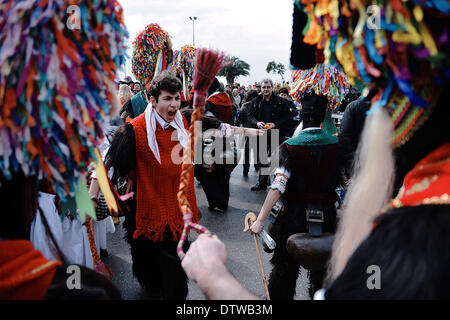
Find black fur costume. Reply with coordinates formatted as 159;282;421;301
267;12;342;298
267;94;343;299
324;87;450;299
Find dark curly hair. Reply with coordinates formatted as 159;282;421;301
149;70;182;101
278;87;289;95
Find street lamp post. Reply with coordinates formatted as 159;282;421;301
189;16;197;46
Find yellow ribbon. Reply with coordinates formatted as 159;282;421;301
92;148;118;215
324;35;331;64
336;37;358;85
418;22;438;56
353;1;366;47
329;0;339;28
314;0;329;17
413;5;423;22
392;20;421;45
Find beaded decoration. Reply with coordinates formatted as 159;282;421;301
389;83;441;148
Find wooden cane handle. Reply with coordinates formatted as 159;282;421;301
243;212;257;232
243;212;270;299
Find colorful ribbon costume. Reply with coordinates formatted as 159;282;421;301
295;0;449;148
0;0;128;222
131;23;172;90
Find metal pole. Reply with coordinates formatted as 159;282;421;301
189;16;197;47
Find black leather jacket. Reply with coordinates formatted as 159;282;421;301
247;94;293;137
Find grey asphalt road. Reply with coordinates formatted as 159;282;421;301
103;164;310;300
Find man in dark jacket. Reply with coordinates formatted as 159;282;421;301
338;88;375;177
247;79;293;190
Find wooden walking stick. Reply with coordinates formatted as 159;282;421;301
244;212;270;300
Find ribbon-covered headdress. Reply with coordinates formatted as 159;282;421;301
172;45;196;101
173;45;196;80
290;63;350;111
131;23;172;91
0;0;128;220
295;0;449;148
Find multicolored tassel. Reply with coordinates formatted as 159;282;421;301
295;0;449;148
131;23;171;87
290;64;350;111
0;0;128;218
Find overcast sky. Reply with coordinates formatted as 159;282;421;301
117;0;294;87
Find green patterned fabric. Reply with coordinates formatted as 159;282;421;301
131;91;148;117
285;128;337;146
321;109;337;136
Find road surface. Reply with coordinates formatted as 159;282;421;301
103;164;310;300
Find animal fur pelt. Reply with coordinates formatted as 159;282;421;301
129;227;191;300
105;123;137;186
325;205;450;299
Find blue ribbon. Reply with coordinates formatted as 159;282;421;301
412;0;450;14
380;19;405;32
353;46;372;83
364;27;384;65
367;76;395;115
337;38;347;49
394;75;428;108
329;35;337;64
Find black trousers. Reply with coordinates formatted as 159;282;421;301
253;131;286;186
243;136;250;174
195;164;231;210
130;226;190;300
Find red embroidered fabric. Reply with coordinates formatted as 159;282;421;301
0;240;61;299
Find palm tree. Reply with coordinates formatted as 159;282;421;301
218;56;250;85
266;61;286;81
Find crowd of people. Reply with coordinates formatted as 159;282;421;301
0;0;448;302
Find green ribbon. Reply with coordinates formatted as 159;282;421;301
74;176;96;223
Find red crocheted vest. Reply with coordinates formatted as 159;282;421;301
130;113;198;241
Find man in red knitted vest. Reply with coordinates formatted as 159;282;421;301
106;71;198;300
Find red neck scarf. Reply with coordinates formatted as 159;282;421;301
0;240;61;299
